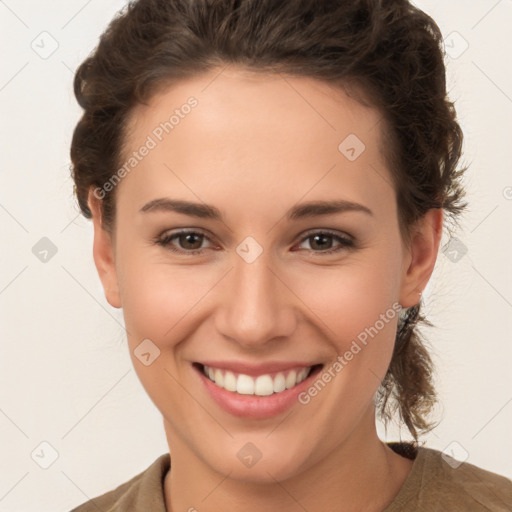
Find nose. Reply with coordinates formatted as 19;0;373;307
214;249;297;349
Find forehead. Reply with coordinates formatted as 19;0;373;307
116;68;394;221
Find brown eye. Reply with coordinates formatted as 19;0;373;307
295;230;354;254
154;228;354;256
176;232;204;250
156;230;212;254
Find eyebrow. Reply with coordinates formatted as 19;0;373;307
139;197;373;220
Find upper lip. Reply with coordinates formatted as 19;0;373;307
196;360;320;376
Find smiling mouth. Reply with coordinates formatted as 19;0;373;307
193;363;323;397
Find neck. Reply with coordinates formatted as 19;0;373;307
163;407;413;512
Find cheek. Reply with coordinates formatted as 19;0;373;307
294;257;400;336
115;248;210;344
290;252;401;378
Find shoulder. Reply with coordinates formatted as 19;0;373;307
68;453;170;512
397;445;512;511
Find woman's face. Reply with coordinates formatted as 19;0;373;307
90;68;440;482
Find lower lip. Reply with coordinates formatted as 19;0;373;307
193;363;323;419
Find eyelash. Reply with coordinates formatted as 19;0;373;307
154;229;355;256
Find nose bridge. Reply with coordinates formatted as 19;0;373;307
215;247;296;347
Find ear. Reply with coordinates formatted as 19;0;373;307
398;208;444;309
87;188;122;309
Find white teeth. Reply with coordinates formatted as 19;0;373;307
237;374;255;395
273;373;286;393
224;371;237;392
285;370;297;389
254;375;274;396
202;365;312;396
214;368;224;387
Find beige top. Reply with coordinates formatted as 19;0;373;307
69;443;512;511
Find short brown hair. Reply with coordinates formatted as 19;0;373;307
70;0;468;441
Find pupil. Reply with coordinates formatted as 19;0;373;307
312;234;331;250
183;233;201;249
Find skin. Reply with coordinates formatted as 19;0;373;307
88;67;443;511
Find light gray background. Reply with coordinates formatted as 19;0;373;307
1;1;511;510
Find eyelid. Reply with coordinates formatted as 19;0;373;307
155;227;354;255
297;227;353;242
292;228;354;253
154;228;215;253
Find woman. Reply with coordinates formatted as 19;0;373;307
68;0;512;510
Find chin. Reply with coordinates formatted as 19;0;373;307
201;440;312;484
226;457;305;485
